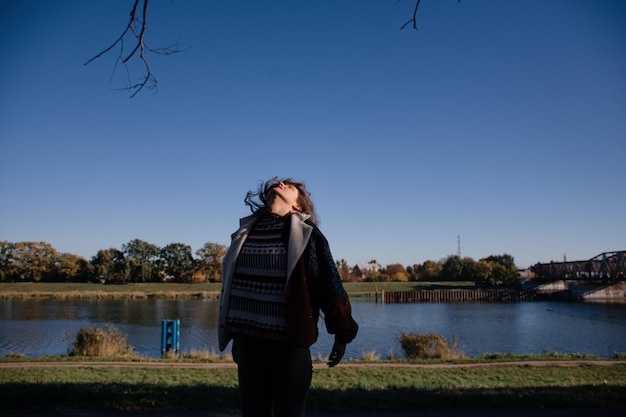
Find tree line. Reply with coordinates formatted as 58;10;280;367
0;240;226;284
336;254;520;287
1;240;520;287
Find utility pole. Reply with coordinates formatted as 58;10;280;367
457;235;461;258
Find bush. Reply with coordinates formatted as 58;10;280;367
398;332;465;360
71;324;136;357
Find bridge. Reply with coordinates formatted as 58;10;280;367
530;251;626;281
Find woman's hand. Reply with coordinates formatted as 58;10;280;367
327;341;346;368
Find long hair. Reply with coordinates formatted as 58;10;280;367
244;177;318;226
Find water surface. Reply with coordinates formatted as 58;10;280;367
1;298;625;359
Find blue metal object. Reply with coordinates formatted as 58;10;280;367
161;319;180;357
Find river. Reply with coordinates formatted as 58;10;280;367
1;298;625;359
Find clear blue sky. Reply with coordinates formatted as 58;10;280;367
1;0;624;269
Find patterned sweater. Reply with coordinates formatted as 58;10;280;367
225;215;289;342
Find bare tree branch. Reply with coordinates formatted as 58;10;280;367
85;0;184;98
402;0;461;30
85;1;139;66
123;0;148;64
401;0;422;30
87;0;456;97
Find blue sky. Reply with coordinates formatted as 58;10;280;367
1;0;625;269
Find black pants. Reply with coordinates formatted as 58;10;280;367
237;338;313;417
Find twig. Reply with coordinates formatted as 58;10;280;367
401;0;422;30
85;0;183;98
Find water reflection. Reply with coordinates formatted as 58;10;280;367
1;298;625;359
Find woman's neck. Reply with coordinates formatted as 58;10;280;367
267;201;293;217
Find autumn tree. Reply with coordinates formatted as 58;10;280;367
6;242;57;282
53;253;91;283
385;263;410;282
485;254;517;274
195;242;227;282
364;259;381;281
475;254;519;287
473;259;494;285
417;260;442;281
1;241;89;282
335;259;350;281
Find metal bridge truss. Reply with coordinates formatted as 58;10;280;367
530;251;626;281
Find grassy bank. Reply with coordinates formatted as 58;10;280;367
0;281;475;299
0;282;223;299
1;360;625;411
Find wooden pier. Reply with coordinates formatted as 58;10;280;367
377;289;538;304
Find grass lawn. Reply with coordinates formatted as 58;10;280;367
1;361;625;411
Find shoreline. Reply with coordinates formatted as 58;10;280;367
1;281;625;302
3;358;626;368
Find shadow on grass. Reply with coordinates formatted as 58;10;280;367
1;383;625;411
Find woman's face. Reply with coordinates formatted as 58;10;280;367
267;181;302;211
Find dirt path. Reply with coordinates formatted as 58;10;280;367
2;360;625;369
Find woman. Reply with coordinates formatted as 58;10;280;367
218;177;358;417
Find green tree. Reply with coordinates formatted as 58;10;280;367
406;265;416;281
484;254;517;272
91;248;128;284
122;239;160;282
460;257;478;282
0;241;16;282
441;255;463;281
195;242;227;282
159;243;194;283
